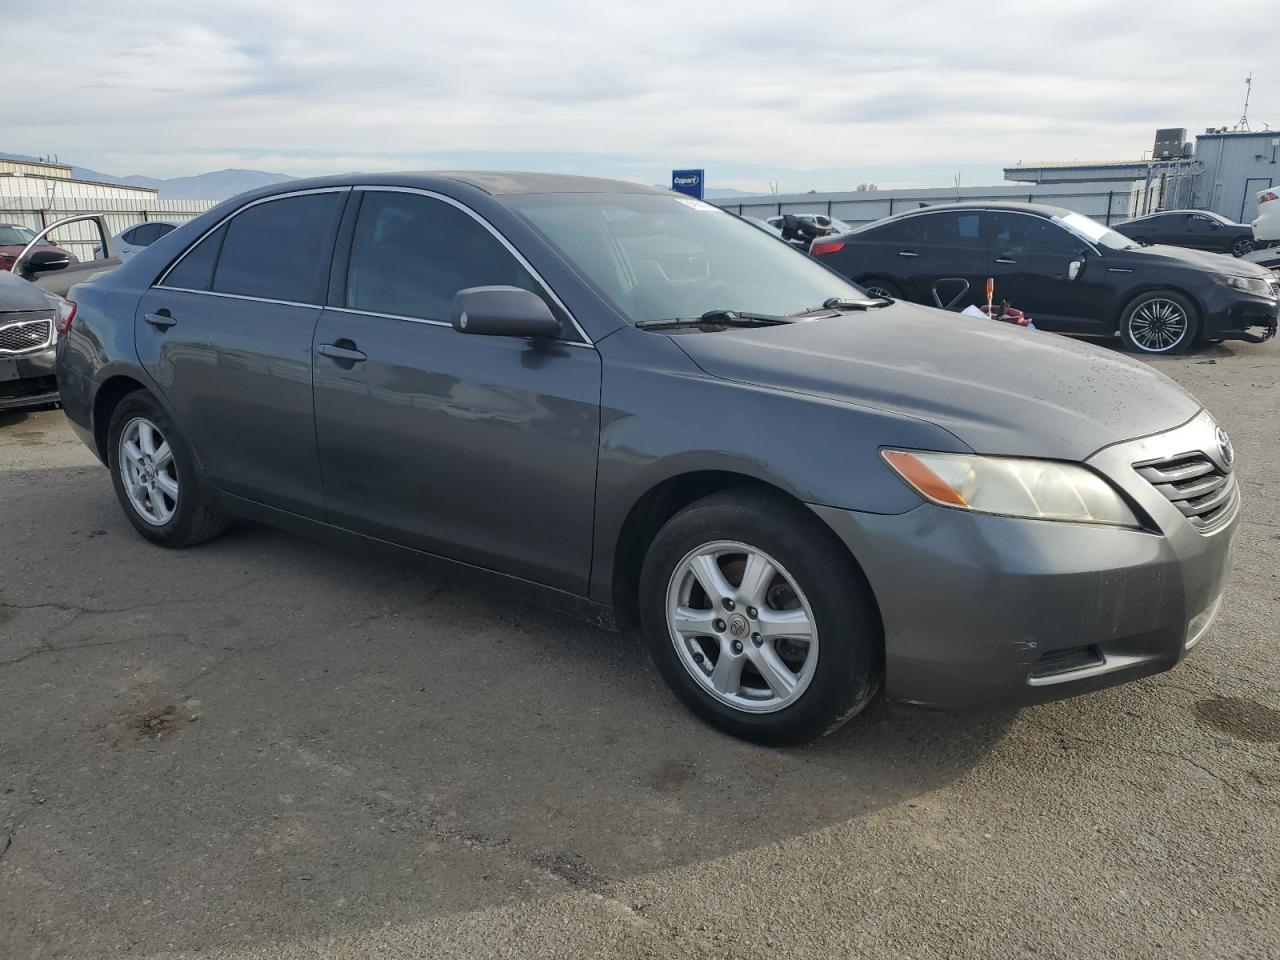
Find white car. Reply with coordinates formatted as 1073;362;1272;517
1252;187;1280;247
96;220;178;261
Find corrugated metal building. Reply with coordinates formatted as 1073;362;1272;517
1;158;215;261
1190;130;1278;222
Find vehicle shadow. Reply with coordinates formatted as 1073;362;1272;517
0;466;1016;957
0;410;30;430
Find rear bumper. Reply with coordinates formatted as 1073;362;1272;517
0;347;58;411
812;411;1238;710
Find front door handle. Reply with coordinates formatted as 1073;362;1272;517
994;257;1017;264
318;342;367;363
143;311;176;329
897;250;918;258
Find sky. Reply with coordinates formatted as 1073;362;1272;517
0;0;1270;194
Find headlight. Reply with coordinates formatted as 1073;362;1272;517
882;450;1141;527
1211;274;1275;298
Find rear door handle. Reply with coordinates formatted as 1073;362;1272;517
143;311;176;329
318;342;367;363
994;257;1017;264
897;250;918;258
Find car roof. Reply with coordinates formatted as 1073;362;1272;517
232;170;668;200
890;200;1077;219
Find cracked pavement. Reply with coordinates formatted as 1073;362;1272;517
1;339;1278;960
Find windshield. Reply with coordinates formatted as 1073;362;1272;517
0;225;42;247
504;193;872;325
1054;212;1137;251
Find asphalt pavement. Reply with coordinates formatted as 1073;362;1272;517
1;338;1277;960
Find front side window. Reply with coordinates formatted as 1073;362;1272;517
212;192;344;303
345;191;540;323
505;193;870;325
988;212;1079;256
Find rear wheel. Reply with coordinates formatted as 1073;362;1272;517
639;489;881;745
859;278;903;300
1232;237;1255;258
107;392;229;547
1119;289;1199;355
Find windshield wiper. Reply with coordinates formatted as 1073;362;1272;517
634;308;792;331
787;297;884;317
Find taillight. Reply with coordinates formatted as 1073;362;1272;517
54;297;77;335
810;239;845;256
1260;191;1280;204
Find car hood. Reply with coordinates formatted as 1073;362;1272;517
1134;243;1272;277
0;268;57;311
671;302;1203;460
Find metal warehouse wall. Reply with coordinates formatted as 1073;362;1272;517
714;180;1147;226
1192;132;1279;222
0;193;216;262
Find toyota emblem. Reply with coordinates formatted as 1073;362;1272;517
1216;427;1234;469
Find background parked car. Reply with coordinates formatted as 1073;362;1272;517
1114;210;1254;258
96;220;179;261
0;223;79;273
0;269;69;412
8;214;121;297
810;202;1279;354
1252;187;1280;249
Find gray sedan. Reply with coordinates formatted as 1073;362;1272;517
54;173;1238;744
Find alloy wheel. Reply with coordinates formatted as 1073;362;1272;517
665;540;819;713
119;417;178;525
1232;237;1254;257
1128;298;1189;353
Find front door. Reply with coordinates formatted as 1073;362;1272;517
136;190;347;518
312;189;602;594
983;211;1106;331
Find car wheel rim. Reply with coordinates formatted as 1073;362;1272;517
665;540;819;714
1128;298;1189;353
1232;238;1253;257
865;286;893;299
119;417;178;526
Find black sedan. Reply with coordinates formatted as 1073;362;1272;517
1114;210;1255;258
810;202;1278;354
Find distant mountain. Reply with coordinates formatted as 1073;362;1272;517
1;152;294;201
78;167;295;201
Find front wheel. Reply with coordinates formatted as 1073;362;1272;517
1119;290;1199;355
1232;237;1255;258
859;278;903;300
639;489;881;745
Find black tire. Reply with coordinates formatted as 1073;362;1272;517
1119;289;1200;355
638;488;882;745
1231;237;1254;258
858;277;903;300
107;391;229;548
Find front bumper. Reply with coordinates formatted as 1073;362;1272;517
0;346;58;411
1205;287;1278;344
813;411;1238;710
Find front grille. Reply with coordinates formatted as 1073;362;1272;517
1135;453;1238;532
0;318;53;355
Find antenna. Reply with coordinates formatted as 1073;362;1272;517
1237;72;1252;130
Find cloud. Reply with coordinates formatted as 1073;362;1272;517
0;0;1268;192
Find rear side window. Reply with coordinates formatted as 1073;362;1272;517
345;191;539;322
212;192;344;303
130;222;171;246
162;224;227;291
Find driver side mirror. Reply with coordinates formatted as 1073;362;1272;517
20;249;72;277
451;286;561;339
1068;259;1084;281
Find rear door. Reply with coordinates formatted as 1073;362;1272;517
873;210;986;306
136;189;347;518
311;188;602;593
984;211;1106;331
